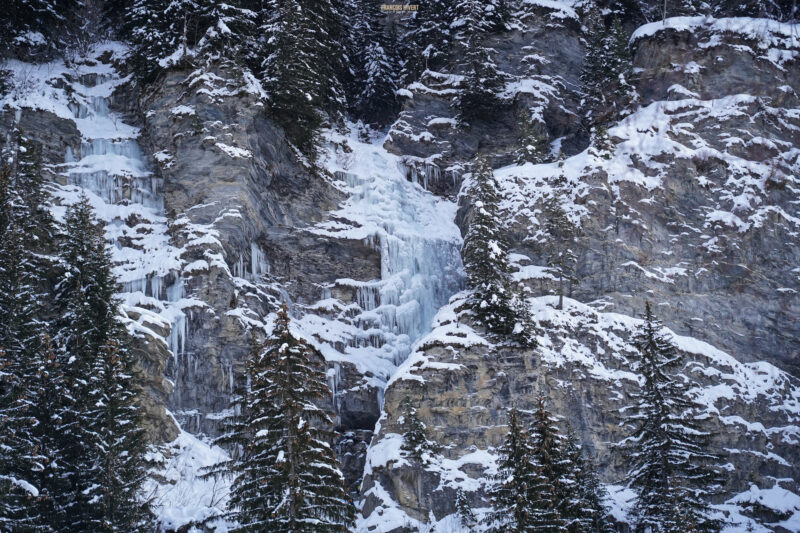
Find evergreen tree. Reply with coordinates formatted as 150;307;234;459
399;397;439;463
211;304;355;532
194;0;258;67
124;0;201;82
580;8;635;127
55;195;150;531
13;135;56;253
400;0;455;81
83;340;151;531
486;408;547;532
515;108;549;165
2;0;79;60
0;166;43;526
620;302;723;533
0;145;65;530
27;334;72;529
349;0;400;126
454;0;508;122
462;156;516;335
560;430;614;532
527;397;566;532
455;488;476;529
260;0;349;157
542;174;578;310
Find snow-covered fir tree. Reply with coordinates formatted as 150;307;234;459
620;302;723;533
2;0;79;59
0;164;44;531
487;407;561;531
211;303;355;532
542;174;578;310
515;108;549;165
399;397;439;463
528;396;567;531
455;488;477;529
348;0;400;126
123;0;201;81
55;195;150;531
260;0;349;157
580;6;636;127
83;339;151;531
400;0;455;81
454;0;507;121
561;429;614;532
462;156;516;335
463;156;537;345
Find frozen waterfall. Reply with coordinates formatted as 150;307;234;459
310;133;465;381
54;47;186;377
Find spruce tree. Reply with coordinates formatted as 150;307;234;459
580;8;635;127
400;0;455;81
455;488;476;529
454;0;507;122
124;0;201;82
0;147;65;530
399;397;439;463
542;174;578;310
486;408;544;532
2;0;79;60
27;334;72;529
260;0;349;157
527;397;566;532
211;304;355;532
0;181;43;526
349;0;400;126
55;195;150;531
462;156;516;335
560;430;613;532
620;302;723;533
515;108;549;165
83;340;151;531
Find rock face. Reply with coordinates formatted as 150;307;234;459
359;10;800;533
361;295;800;531
2;5;799;532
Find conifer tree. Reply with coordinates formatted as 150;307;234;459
463;156;537;345
542;174;578;310
400;0;455;81
515;108;549;165
2;0;79;60
620;302;723;533
580;8;635;127
486;408;544;532
454;0;507;122
527;397;566;532
55;195;150;531
13;135;56;253
560;430;613;532
124;0;201;82
83;340;151;531
25;334;72;529
462;156;516;335
349;0;400;126
0;173;43;526
260;0;349;157
0;150;65;530
399;397;439;463
211;304;355;532
455;488;476;529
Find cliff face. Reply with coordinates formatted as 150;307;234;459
360;10;800;533
1;4;799;532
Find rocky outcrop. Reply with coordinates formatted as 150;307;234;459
361;294;800;531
